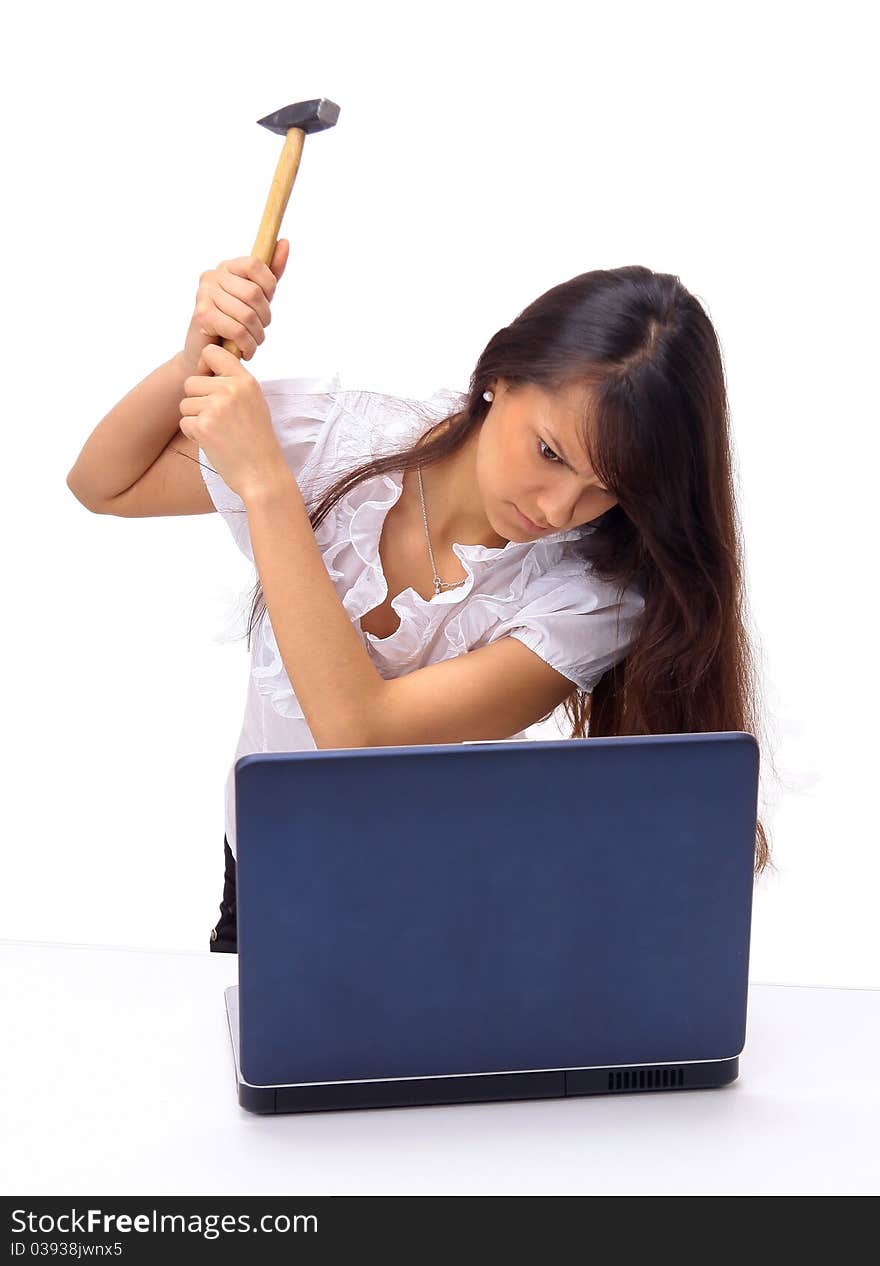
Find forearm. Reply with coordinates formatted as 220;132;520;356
243;470;387;749
66;351;192;506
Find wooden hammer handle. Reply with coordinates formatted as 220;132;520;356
220;127;307;360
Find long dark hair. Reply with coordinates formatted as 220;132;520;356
232;265;777;875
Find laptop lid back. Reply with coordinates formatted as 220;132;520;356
234;732;759;1088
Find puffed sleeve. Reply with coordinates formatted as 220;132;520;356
488;563;646;693
197;374;342;563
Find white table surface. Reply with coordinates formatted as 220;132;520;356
1;940;877;1196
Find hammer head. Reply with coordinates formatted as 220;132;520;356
257;98;340;137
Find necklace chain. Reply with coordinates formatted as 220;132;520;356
416;464;466;596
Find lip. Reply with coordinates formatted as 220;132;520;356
514;506;550;533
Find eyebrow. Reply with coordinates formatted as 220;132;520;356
546;429;609;491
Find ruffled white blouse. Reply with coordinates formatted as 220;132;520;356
198;375;645;856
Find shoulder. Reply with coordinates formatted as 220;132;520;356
291;381;468;490
260;376;466;448
485;550;646;693
525;545;645;612
329;383;469;460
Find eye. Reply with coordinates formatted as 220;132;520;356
538;438;563;464
538;438;613;496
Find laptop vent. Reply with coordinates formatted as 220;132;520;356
607;1066;685;1092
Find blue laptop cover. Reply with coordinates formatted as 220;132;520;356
226;732;759;1112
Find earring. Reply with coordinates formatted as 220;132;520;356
483;389;494;402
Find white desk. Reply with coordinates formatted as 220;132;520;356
1;941;877;1196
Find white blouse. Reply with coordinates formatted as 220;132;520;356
198;375;645;856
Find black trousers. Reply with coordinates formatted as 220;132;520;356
209;834;238;953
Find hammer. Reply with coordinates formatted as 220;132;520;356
216;98;340;360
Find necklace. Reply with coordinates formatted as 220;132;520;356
416;464;467;596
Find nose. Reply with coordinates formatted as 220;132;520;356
538;489;581;531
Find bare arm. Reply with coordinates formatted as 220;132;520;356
242;470;579;750
66;351;193;509
67;248;287;513
243;469;387;749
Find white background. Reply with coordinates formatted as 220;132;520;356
3;0;876;985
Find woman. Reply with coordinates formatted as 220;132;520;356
66;244;776;954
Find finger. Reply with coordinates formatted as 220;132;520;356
206;296;260;359
202;342;247;373
271;239;290;281
217;268;272;328
212;282;269;356
179;393;210;414
225;255;278;304
182;364;227;396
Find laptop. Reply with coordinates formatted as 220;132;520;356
222;732;759;1114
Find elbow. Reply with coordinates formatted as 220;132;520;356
66;472;107;514
310;693;388;751
66;471;91;509
313;727;377;751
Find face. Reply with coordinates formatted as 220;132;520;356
475;379;618;539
